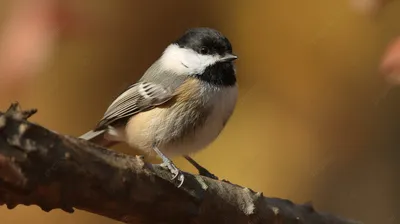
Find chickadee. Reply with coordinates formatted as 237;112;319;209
80;27;238;187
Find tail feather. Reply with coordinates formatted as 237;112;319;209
79;130;117;148
80;130;105;140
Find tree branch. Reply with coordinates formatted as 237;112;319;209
0;103;362;224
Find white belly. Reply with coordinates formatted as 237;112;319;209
124;85;238;158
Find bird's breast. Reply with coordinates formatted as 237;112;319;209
125;79;238;157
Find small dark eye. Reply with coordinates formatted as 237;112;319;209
200;46;209;54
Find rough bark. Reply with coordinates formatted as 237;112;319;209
0;103;362;224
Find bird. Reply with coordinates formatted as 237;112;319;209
79;27;238;187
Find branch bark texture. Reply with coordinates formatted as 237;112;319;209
0;104;362;224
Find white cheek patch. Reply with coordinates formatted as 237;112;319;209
160;44;219;75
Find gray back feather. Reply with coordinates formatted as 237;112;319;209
139;59;188;89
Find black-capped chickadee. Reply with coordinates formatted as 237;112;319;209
80;27;238;187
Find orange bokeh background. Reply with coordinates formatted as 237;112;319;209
1;1;400;223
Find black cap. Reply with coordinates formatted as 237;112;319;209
174;27;233;56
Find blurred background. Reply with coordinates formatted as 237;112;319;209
1;0;400;223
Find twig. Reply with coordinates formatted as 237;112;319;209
0;103;362;224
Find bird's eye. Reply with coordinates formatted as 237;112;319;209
200;46;209;54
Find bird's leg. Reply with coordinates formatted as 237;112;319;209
184;155;218;180
153;146;184;187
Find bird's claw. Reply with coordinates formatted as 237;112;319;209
161;161;185;188
174;173;185;188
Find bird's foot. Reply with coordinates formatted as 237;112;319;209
160;161;185;187
184;155;219;180
197;167;218;180
153;146;184;187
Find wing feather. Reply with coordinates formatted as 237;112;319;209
93;60;189;131
94;82;173;130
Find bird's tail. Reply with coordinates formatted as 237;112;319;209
79;130;117;148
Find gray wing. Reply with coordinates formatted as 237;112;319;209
94;60;189;131
94;81;173;130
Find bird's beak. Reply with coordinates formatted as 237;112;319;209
219;53;238;62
